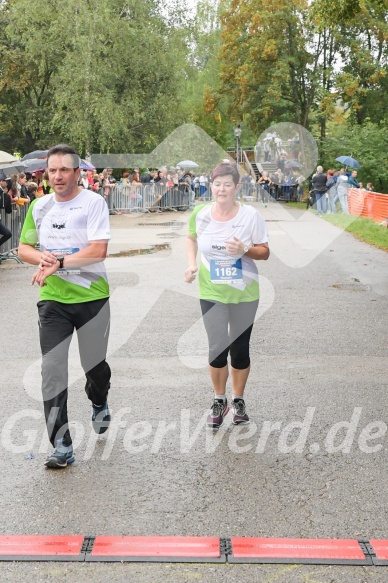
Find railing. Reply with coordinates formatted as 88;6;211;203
242;151;257;182
101;184;194;213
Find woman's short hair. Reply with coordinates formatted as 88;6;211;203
211;162;240;186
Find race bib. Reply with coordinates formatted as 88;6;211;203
210;258;243;285
47;247;81;275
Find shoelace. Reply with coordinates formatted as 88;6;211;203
234;400;245;416
211;401;224;417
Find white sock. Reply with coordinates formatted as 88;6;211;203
215;394;226;402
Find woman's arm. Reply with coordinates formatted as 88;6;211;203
185;235;198;282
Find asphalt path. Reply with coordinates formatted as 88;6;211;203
0;203;387;582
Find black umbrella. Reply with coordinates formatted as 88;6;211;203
21;150;49;161
24;158;47;172
285;160;300;169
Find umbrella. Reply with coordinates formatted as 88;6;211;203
0;151;18;164
23;158;47;173
0;160;27;175
335;156;360;168
285;160;300;169
176;160;199;169
21;149;49;161
80;159;95;170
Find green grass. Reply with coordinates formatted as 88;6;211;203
285;202;388;251
284;201;306;210
321;213;388;251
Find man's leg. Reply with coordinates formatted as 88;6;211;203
38;301;74;446
75;298;111;407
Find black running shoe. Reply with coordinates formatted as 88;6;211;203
92;401;111;434
207;398;229;429
45;438;75;469
232;398;250;425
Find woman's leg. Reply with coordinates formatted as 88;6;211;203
200;300;229;395
200;300;231;428
228;300;259;398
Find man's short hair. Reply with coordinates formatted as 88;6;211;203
47;144;80;169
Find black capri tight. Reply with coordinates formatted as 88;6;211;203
200;299;259;370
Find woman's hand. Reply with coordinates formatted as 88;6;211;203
185;264;198;283
225;236;244;256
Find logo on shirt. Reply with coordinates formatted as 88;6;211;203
51;214;68;231
232;224;245;228
52;221;66;230
212;244;226;251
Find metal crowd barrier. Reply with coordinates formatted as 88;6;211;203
101;184;194;213
0;204;29;263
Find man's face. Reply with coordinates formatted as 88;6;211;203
352;171;357;177
19;176;27;185
0;179;6;189
47;154;80;198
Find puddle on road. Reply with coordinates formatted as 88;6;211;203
109;244;170;257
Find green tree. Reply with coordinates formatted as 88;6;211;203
321;117;388;192
0;0;189;155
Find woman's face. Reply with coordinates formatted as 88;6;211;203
211;174;237;203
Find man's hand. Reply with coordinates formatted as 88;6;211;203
31;261;59;287
184;265;198;283
39;251;59;271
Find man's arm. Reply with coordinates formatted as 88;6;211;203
29;240;109;287
61;241;109;268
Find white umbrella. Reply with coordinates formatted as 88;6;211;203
176;160;199;169
0;150;18;164
0;160;26;175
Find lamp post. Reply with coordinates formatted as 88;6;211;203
234;124;242;165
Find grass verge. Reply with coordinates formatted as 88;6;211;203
286;202;388;251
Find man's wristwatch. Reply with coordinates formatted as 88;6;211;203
243;244;249;254
57;255;65;269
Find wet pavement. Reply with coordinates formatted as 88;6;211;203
0;203;387;582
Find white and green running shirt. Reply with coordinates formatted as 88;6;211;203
20;189;111;303
189;202;268;304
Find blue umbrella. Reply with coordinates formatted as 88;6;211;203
335;156;360;168
80;159;95;170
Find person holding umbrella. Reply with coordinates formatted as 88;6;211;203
348;170;361;189
336;168;350;214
